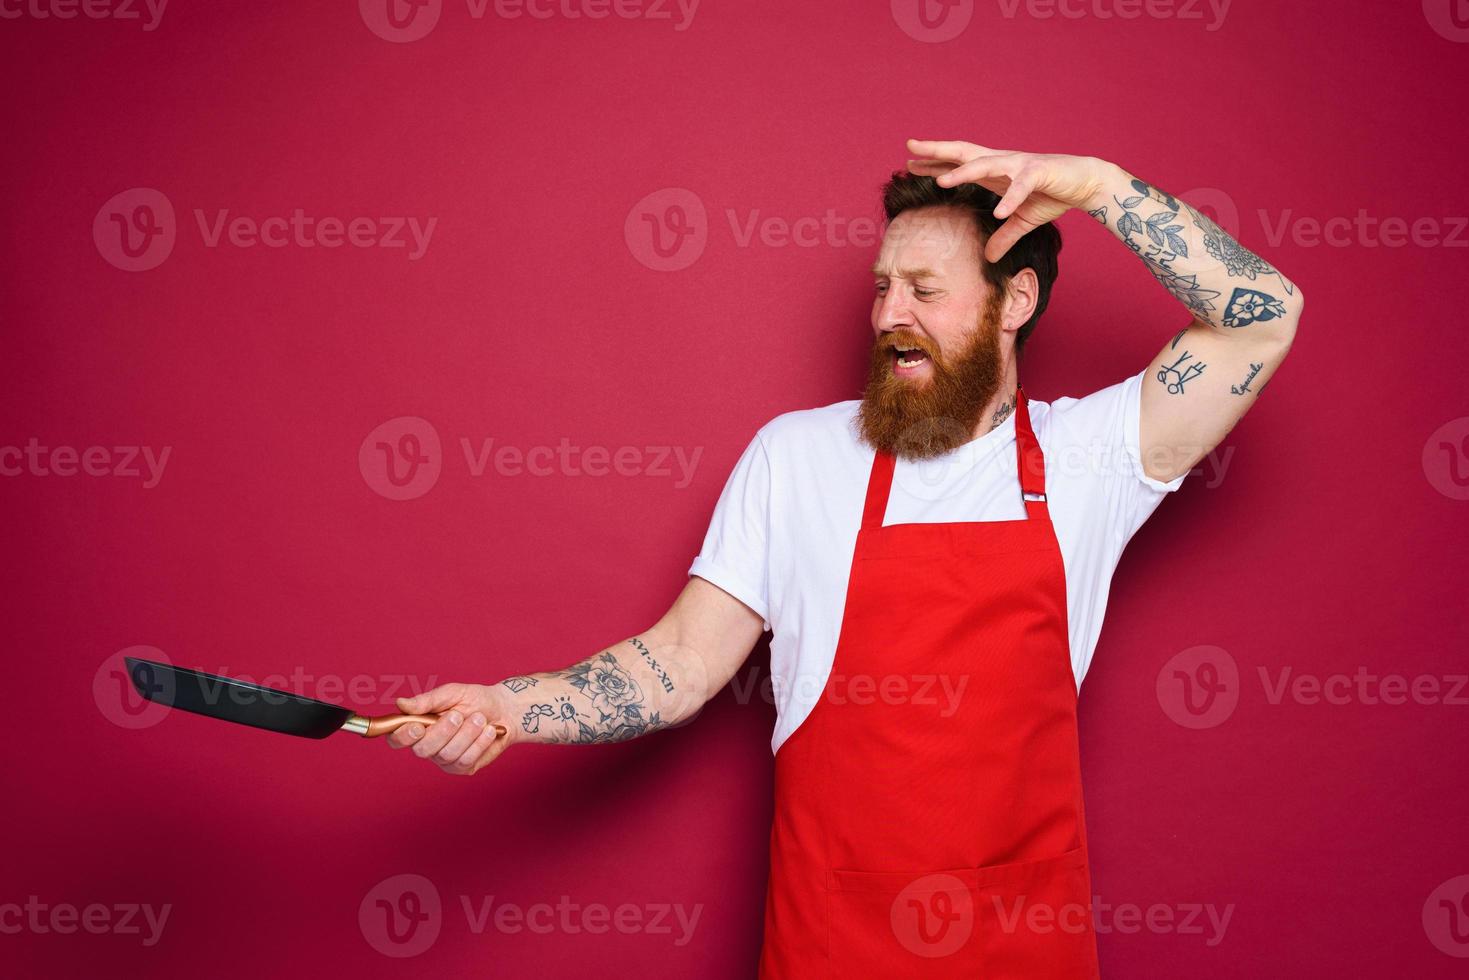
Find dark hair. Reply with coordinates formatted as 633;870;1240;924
880;171;1062;352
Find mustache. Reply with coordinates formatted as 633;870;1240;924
875;331;939;359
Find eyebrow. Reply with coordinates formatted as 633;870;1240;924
871;264;939;280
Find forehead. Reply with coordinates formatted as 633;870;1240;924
872;207;982;280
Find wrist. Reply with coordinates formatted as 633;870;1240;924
1080;157;1127;214
488;679;531;746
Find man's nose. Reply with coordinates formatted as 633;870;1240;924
875;291;913;333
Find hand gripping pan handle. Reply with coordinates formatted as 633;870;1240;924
340;713;507;738
123;657;507;741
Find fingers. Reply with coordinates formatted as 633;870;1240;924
906;158;958;177
396;683;466;716
433;712;488;767
445;721;508;776
906;138;996;161
935;153;1023;190
392;711;507;775
411;708;465;759
985;214;1041;263
993;167;1038;219
385;723;422;750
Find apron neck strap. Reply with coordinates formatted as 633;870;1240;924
861;449;898;530
862;386;1048;529
1014;386;1049;520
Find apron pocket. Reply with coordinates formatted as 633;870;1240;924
826;847;1096;980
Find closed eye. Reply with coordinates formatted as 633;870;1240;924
874;283;938;299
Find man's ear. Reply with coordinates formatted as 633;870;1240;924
1000;269;1040;334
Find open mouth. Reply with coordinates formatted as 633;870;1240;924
892;344;931;370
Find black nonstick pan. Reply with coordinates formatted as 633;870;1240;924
124;657;506;740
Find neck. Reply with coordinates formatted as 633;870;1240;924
972;360;1020;441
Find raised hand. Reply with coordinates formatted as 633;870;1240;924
905;139;1110;262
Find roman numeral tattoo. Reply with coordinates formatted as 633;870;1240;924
628;636;675;694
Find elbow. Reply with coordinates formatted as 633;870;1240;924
1270;285;1303;351
1287;284;1304;327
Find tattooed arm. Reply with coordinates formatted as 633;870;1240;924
383;576;764;775
906;140;1303;482
1082;164;1302;481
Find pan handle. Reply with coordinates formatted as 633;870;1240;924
341;713;509;739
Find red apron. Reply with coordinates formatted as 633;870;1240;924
758;388;1100;978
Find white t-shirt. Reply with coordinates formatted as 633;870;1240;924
689;370;1186;753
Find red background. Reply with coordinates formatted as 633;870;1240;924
4;1;1468;976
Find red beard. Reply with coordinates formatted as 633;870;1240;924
857;300;1005;461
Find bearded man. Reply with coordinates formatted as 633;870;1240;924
384;141;1303;977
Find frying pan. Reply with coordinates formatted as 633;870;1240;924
124;657;506;741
